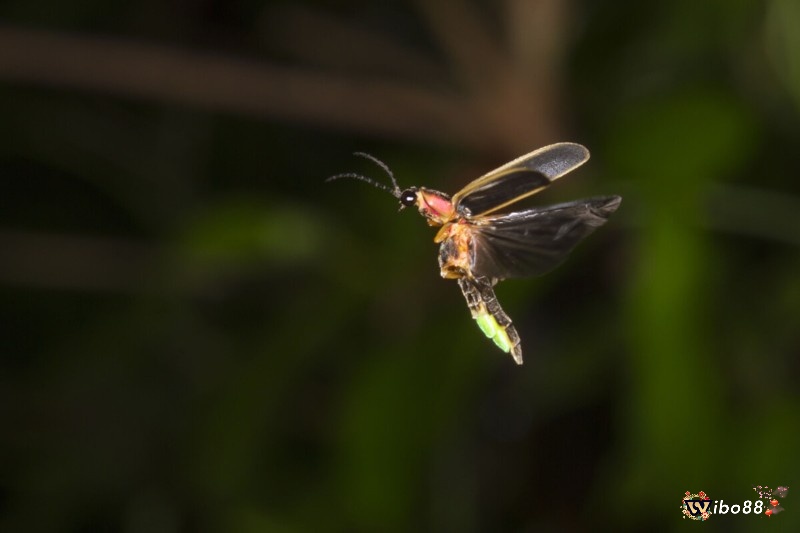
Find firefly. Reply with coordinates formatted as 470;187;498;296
328;143;621;364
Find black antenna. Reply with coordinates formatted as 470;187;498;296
326;152;401;198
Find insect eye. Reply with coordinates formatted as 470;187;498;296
400;189;417;207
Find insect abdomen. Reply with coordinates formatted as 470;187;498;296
457;277;522;364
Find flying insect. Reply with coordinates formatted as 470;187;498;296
328;143;621;364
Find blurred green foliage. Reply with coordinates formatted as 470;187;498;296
1;1;799;532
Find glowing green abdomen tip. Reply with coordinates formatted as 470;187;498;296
475;313;511;353
476;314;497;337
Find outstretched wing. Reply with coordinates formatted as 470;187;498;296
451;143;590;218
469;196;621;280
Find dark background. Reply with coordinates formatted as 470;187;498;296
1;1;799;531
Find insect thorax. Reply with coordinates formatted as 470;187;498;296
437;223;472;279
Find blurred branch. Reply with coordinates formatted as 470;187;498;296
0;27;481;148
262;5;445;82
506;0;568;80
414;0;508;90
0;230;155;291
2;185;796;294
0;0;571;156
413;0;569;152
765;0;800;114
707;184;800;246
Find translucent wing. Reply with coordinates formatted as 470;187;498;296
451;143;590;218
468;196;621;280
